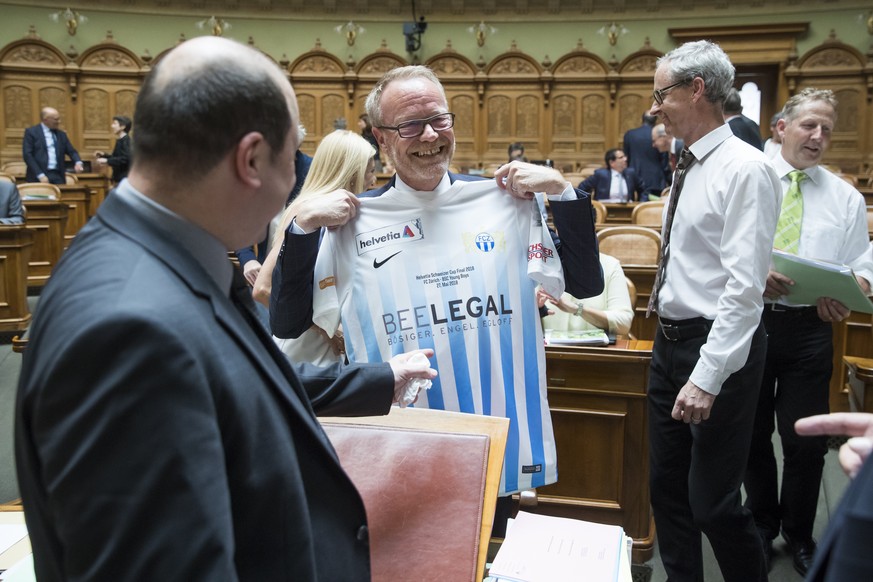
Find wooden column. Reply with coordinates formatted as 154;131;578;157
0;226;32;333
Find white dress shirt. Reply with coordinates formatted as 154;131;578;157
770;155;873;304
658;124;781;395
42;123;57;172
609;170;627;202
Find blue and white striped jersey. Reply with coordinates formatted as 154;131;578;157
313;180;564;495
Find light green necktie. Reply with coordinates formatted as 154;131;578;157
774;170;807;254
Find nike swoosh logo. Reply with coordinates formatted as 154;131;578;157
373;251;402;269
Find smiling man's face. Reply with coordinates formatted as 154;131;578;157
372;77;455;191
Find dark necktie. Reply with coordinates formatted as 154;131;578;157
647;148;696;316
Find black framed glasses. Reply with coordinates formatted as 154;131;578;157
377;112;455;138
652;80;687;106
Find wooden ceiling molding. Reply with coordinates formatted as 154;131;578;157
668;22;809;65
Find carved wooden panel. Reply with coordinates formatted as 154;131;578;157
450;94;474;139
489;55;539;77
297;94;317;136
4;86;31;129
38;88;67;119
802;47;863;70
291;53;345;76
322;94;345;136
3;44;65;67
357;55;406;77
583;94;606;135
619;94;645;136
516;95;539;139
81;48;138;70
620;54;659;74
552;95;577;138
553;55;606;77
487;95;511;138
116;90;137;118
83;88;109;132
835;89;860;134
428;55;475;77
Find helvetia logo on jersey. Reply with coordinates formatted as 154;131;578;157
356;218;423;256
461;231;506;253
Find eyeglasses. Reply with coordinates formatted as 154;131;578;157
652;80;687;106
377;112;455;138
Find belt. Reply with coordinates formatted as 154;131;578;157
658;316;713;342
766;303;818;316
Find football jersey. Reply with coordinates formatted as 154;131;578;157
312;180;564;495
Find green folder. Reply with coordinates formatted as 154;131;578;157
771;249;873;314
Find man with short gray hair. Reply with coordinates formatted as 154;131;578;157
648;40;781;582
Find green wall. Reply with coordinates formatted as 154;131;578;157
0;2;870;66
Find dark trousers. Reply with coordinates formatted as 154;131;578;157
44;168;65;185
744;307;831;542
649;319;768;582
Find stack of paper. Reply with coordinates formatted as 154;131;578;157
488;511;632;582
771;249;873;314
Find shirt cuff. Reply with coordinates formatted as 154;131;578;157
546;184;577;202
290;218;312;235
689;362;728;397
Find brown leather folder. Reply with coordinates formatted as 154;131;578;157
321;407;508;582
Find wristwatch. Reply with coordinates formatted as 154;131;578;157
574;301;584;317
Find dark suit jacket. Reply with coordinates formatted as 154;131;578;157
0;181;24;224
105;134;131;183
806;454;873;581
623;124;669;195
579;167;648;202
236;149;313;265
727;115;764;151
22;124;82;183
15;192;395;581
270;172;603;338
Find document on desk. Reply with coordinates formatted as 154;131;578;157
771;250;873;314
488;511;630;582
544;329;610;346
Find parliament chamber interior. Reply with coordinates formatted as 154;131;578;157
0;1;872;580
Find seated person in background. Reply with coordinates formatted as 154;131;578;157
252;129;376;365
94;115;132;184
579;148;648;202
508;141;528;163
537;253;633;337
0;180;25;224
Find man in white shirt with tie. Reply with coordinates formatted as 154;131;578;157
647;40;781;582
578;147;647;202
743;87;873;577
22;107;84;184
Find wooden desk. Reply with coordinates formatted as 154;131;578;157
622;266;657;340
57;184;93;249
75;172;110;216
527;340;655;562
0;226;32;333
21;199;68;287
602;202;639;224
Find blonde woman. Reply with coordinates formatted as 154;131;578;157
253;129;376;364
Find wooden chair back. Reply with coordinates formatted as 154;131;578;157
591;199;607;224
596;226;662;267
0;172;14;184
866;206;873;239
631;200;665;227
1;161;26;176
64;172;79;184
17;183;60;200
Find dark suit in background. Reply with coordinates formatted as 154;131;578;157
579;167;648;202
805;454;873;580
105;133;131;183
22;123;82;184
623;115;668;198
0;181;25;224
728;115;764;150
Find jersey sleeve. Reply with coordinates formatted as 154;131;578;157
311;231;342;338
525;198;564;299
